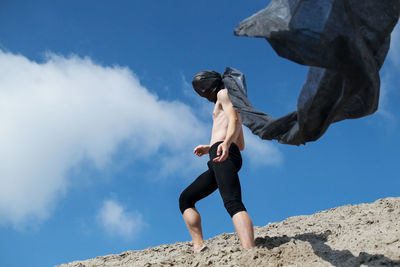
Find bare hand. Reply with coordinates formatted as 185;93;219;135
193;145;210;157
213;142;229;162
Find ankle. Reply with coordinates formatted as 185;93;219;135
242;243;255;249
193;242;205;252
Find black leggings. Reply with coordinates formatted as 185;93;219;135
179;141;246;217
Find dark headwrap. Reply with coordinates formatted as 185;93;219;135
192;70;224;103
192;67;299;144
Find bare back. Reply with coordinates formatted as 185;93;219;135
210;98;245;150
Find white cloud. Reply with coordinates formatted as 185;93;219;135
97;199;145;240
0;49;283;228
242;128;283;167
0;50;208;227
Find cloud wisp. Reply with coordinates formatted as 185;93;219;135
388;23;400;67
97;199;145;240
0;50;208;228
372;23;400;125
242;128;283;167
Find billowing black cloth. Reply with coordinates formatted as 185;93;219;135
192;70;224;103
222;67;299;144
231;0;400;145
190;67;302;144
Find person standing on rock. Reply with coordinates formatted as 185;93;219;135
179;70;255;253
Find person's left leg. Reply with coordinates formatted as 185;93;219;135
182;207;206;252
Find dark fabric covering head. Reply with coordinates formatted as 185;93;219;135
192;70;224;103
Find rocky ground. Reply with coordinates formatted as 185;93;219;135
58;197;400;266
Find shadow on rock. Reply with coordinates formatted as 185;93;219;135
255;231;400;267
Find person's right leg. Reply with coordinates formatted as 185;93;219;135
179;168;217;252
182;208;206;252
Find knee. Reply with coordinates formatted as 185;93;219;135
179;190;193;214
224;200;246;218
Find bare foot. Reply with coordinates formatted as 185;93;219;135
193;244;208;253
241;246;255;251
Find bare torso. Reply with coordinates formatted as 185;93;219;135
210;99;244;149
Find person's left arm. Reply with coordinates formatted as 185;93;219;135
213;89;242;162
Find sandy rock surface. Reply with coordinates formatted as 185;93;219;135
58;197;400;267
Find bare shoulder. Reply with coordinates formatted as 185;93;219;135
217;88;238;119
216;89;232;104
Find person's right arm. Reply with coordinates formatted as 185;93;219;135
237;122;245;151
193;144;210;157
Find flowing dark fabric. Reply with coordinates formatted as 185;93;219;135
230;0;400;145
223;67;299;145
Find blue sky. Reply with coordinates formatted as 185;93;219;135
0;1;399;266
